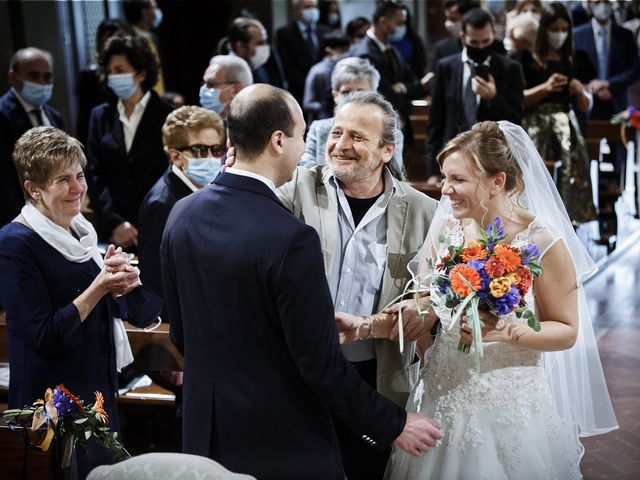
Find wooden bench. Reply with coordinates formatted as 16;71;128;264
0;424;49;479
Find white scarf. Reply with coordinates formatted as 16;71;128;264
21;203;134;371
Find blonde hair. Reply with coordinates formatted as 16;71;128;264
437;121;525;198
13;127;86;202
162;106;225;156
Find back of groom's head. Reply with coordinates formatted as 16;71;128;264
228;84;296;160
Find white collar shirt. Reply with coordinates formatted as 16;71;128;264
461;47;491;106
225;167;277;194
117;90;151;153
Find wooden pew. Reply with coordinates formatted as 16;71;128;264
0;313;181;406
0;425;49;479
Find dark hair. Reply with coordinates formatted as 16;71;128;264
227;87;296;158
217;17;262;55
96;19;133;58
373;1;403;25
320;32;350;51
534;2;574;67
123;0;152;25
444;0;458;10
346;17;370;38
462;7;494;34
319;0;340;26
458;1;482;16
100;35;159;92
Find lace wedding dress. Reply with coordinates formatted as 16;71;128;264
385;217;583;480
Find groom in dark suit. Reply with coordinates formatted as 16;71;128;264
161;84;442;480
426;8;523;181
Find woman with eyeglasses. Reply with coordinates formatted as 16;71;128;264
86;34;173;249
137;105;225;319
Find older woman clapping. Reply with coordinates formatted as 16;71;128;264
0;127;161;476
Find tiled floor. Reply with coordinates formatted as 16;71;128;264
580;233;640;479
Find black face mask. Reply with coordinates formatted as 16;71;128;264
466;44;491;63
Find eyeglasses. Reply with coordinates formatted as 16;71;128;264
177;144;226;158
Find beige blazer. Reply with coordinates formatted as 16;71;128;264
278;166;438;406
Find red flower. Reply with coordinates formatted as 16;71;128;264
515;268;533;296
484;256;506;278
630;112;640;129
55;384;84;412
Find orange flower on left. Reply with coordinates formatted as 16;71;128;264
461;241;488;262
449;264;482;297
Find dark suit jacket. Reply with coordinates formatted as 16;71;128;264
276;22;330;103
138;167;193;321
161;173;405;480
252;49;287;90
426;52;524;175
573;22;640;119
349;36;424;143
86;90;173;240
0;90;64;227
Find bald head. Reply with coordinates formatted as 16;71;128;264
10;47;53;74
228;84;299;159
8;47;54;101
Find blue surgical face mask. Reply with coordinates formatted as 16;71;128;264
20;80;53;107
328;12;340;27
153;8;163;29
108;73;139;100
184;157;220;186
388;24;407;42
302;7;320;24
199;84;228;113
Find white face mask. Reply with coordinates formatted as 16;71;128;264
250;44;271;70
444;20;462;37
547;31;569;50
592;2;612;22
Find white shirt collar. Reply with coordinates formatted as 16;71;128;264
367;28;389;51
171;164;199;192
225;167;277;193
117;89;151;120
12;87;37;111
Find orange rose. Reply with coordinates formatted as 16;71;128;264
494;244;522;273
461;241;488;262
449;264;482;297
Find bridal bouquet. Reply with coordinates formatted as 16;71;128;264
425;217;542;372
3;385;127;467
611;106;640;129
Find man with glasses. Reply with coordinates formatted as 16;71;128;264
138;105;226;315
199;55;253;120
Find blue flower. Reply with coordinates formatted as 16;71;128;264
52;388;79;415
521;243;540;265
466;260;491;301
494;286;521;316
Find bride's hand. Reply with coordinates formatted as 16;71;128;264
459;310;506;345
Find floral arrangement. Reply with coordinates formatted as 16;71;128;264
611;106;640;129
419;217;542;372
3;385;127;466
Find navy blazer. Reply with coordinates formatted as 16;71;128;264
86;91;173;240
0;90;64;226
161;172;405;480
276;22;330;103
426;52;524;175
574;22;640;118
138;167;193;321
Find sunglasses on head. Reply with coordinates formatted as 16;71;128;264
178;144;226;158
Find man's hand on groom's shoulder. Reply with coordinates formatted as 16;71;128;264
394;412;443;457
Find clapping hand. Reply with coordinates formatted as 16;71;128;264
544;73;568;94
588;79;612;101
99;244;141;297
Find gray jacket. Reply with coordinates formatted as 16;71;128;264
277;165;438;406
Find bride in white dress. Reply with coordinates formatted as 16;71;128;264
337;121;618;479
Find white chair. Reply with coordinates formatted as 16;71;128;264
87;452;256;480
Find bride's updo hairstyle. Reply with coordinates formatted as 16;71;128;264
437;121;525;199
